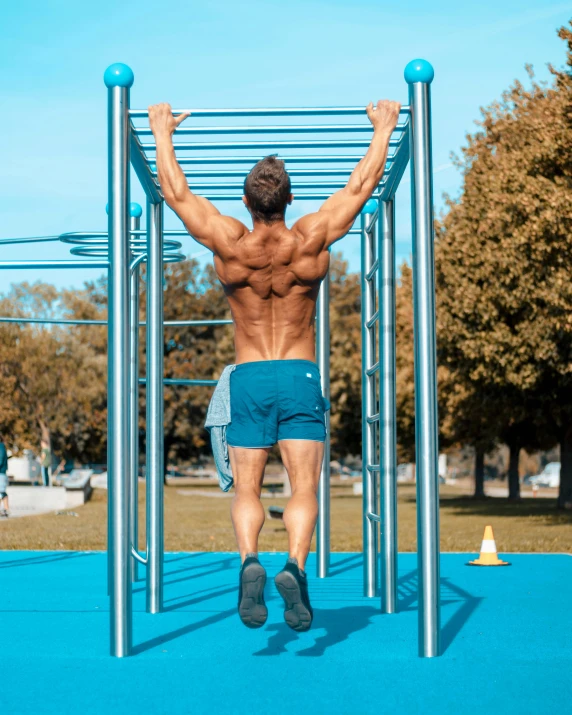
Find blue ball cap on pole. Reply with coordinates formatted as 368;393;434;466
104;63;134;88
361;198;378;215
130;203;143;218
404;59;434;85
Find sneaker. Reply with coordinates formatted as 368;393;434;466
274;558;313;632
0;510;8;518
238;554;268;629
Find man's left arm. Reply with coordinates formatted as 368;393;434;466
149;103;244;251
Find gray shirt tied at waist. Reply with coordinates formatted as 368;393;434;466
204;365;236;492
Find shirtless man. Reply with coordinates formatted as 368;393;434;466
149;99;400;632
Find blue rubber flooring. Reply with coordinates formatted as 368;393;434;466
1;551;570;714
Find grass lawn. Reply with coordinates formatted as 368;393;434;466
0;483;570;553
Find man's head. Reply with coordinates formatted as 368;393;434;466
243;156;292;224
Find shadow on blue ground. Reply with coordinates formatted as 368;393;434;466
254;606;380;656
132;607;238;655
135;554;482;657
0;551;93;570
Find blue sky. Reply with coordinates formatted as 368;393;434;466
0;0;569;291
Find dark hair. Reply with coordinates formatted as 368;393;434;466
243;156;291;224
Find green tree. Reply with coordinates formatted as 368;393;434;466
0;282;107;464
436;23;572;505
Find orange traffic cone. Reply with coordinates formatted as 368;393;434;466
468;525;510;566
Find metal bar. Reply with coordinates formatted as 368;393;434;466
364;210;379;232
175;154;394;165
182;180;375;191
380;125;411;201
367;512;381;523
361;207;379;598
138;378;218;387
129;213;141;583
367;465;380;472
0;261;109;269
379;199;398;616
180;168;357;178
365;260;379;282
130;106;411;118
135;123;406;136
0;235;61;246
409;70;440;658
131;546;147;565
146;199;165;615
107;76;132;658
130;131;162;204
366;413;380;423
0;317;106;325
0;318;233;327
195;193;381;202
141;138;400;151
316;271;331;578
366;311;379;329
163;319;232;326
366;362;380;377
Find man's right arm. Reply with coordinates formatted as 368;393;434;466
297;100;401;248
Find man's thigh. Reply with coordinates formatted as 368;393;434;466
278;440;324;491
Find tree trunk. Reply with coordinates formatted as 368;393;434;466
507;440;521;501
558;427;572;509
474;447;485;499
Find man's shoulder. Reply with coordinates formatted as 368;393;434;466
216;214;249;239
212;216;251;255
291;212;328;251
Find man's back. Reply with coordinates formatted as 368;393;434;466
148;100;400;365
212;219;330;363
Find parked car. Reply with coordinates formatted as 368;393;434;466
529;462;560;488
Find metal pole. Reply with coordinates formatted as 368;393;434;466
405;59;440;658
104;62;134;658
316;270;331;578
361;201;379;597
379;199;398;614
146;199;164;614
129;205;142;582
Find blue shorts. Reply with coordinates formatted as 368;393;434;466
226;360;329;448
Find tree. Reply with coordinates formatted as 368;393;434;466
328;254;362;458
435;23;572;505
0;282;107;464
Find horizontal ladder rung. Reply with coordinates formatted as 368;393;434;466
366;362;380;377
367;512;381;522
367;413;380;424
366;260;379;281
367;464;380;471
366;311;379;329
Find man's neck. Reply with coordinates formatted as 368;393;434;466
251;218;287;235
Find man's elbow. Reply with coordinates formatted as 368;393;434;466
162;184;187;209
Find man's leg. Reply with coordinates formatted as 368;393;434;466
273;439;322;633
279;439;324;570
228;446;269;560
228;446;270;628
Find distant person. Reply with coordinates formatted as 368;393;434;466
149;98;400;632
0;438;10;517
40;439;51;487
